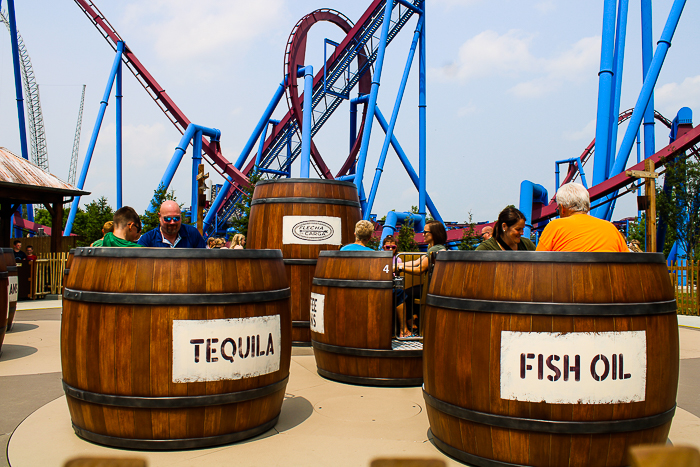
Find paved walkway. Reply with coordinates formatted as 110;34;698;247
1;302;699;466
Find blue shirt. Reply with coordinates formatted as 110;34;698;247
340;243;374;251
137;223;207;248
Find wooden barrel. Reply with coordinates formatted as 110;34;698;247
2;249;18;332
423;251;679;467
0;251;9;355
61;247;291;450
247;178;361;345
310;251;422;386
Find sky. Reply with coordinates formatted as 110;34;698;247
0;0;698;225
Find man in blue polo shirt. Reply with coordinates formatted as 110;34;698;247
137;200;207;248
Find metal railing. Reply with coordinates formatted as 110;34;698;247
392;252;427;340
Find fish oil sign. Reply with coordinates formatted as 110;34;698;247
172;315;281;383
282;216;342;245
8;275;18;304
310;292;325;334
500;331;647;404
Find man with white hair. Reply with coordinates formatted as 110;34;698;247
536;183;629;252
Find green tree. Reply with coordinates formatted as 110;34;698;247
229;170;263;238
657;156;700;259
397;220;419;252
458;212;480;250
141;184;179;234
366;235;380;251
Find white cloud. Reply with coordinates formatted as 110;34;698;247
563;119;596;141
534;1;557;14
654;75;700;116
121;0;286;63
434;31;600;98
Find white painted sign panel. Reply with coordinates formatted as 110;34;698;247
282;216;342;245
9;276;18;303
310;292;325;334
500;331;647;404
172;315;281;383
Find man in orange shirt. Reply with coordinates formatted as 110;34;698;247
536;183;629;252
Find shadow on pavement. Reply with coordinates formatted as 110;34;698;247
6;323;39;333
0;344;38;362
276;393;314;432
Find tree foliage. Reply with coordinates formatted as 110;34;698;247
397;220;419;252
34;197;113;246
141;184;179;234
656;156;700;259
458;212;480;250
229;170;263;239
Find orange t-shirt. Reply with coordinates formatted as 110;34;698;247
536;213;629;252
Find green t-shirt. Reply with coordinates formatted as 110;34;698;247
92;232;142;248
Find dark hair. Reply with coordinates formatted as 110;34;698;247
494;207;526;242
425;221;447;246
113;206;141;231
27;245;34;249
382;235;396;247
13;240;21;246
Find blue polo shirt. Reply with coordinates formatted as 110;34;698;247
137;224;207;248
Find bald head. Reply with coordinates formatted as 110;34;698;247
159;200;182;239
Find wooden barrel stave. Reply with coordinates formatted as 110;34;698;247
248;179;361;344
311;251;422;386
3;249;17;332
62;249;291;449
0;253;8;353
424;252;678;467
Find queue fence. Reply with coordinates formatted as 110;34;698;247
669;261;699;316
30;252;69;299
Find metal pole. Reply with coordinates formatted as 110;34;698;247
7;0;28;163
298;65;314;178
607;0;629;178
192;130;203;222
354;0;394;207
418;0;427;222
65;41;125;236
364;17;423;219
641;0;656;160
116;58;123;209
592;0;618;188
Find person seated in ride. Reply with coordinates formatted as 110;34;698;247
480;225;493;241
340;220;376;251
231;234;246;250
382;235;402;267
536;182;629;252
91;221;114;247
92;206;142;247
137;200;206;248
396;221;448;337
476;207;535;251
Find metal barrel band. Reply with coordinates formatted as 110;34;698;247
256;178;357;188
423;391;676;434
312;278;393;289
64;269;70;276
63;287;291;305
283;259;317;265
0;271;7;279
71;416;279;451
6;266;17;272
312;340;423;358
426;294;677;316
71;247;283;259
430;430;528;467
319;250;393;258
293;320;311;328
435;250;666;264
317;368;422;387
63;376;288;409
251;197;360;207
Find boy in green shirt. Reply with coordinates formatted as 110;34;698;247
92;206;142;247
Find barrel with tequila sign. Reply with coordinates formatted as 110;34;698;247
247;178;361;345
61;247;291;450
423;251;678;467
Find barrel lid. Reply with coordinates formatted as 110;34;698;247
72;247;284;259
319;250;392;258
436;250;667;264
256;178;358;188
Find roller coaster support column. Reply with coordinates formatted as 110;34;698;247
418;0;427;226
641;0;656;161
607;0;628;177
298;65;314;178
204;79;287;235
380;211;424;249
255;120;279;170
116;55;123;209
595;0;686;220
519;181;549;238
7;0;32;222
355;0;394;214
191;129;203;222
148;123;220;213
65;41;125;236
592;0;617;190
364;15;423;220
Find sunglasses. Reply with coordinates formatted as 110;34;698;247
129;222;142;233
423;230;431;235
163;216;181;223
384;245;397;250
